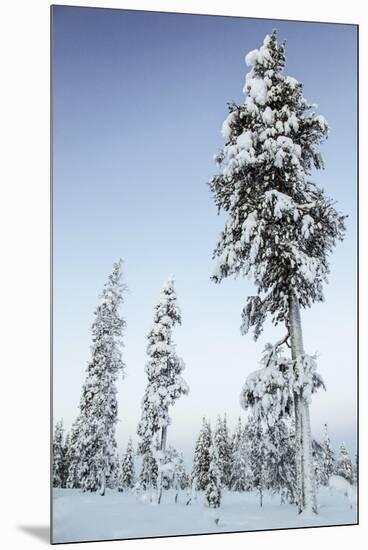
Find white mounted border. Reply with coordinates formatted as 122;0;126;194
1;1;366;550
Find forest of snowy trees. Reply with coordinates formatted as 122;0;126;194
53;30;356;532
54;409;357;508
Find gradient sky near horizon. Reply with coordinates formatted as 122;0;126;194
52;6;357;463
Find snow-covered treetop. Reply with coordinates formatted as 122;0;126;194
210;30;346;337
338;442;350;457
147;277;182;358
89;258;127;377
99;259;126;324
53;419;65;442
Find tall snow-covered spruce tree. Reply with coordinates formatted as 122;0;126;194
53;420;67;488
191;417;212;491
66;416;82;488
322;423;335;485
205;444;222;512
213;414;232;488
230;417;248;492
74;260;126;495
208;31;345;514
137;277;189;502
335;442;354;483
119;437;135;491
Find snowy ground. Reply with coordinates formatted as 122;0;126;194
52;487;357;543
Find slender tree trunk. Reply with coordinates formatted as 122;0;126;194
99;469;106;496
148;468;152;502
289;293;317;514
160;425;167;452
158;425;167;505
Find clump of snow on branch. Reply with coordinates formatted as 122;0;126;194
245;34;272;67
240;342;325;425
244;76;269;105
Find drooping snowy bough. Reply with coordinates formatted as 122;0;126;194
208;31;345;513
241;343;325;427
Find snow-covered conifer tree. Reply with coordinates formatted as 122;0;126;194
139;446;158;491
155;445;188;502
53;420;66;488
241;342;324;507
231;416;243;457
213;414;232;487
137;277;189;455
205;444;222;509
119;437;135;491
264;418;296;503
74;260;126;495
209;30;346;514
242;420;255;491
191;417;212;491
312;439;325;489
230;417;249;492
62;432;71;488
321;423;335;485
137;277;188;503
107;455;120;490
335;442;354;483
66;417;82;488
247;415;266;506
353;454;358;485
173;452;189;492
158;445;176;490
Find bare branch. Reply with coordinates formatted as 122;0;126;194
265;331;290;368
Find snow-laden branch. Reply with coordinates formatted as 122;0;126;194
240;343;325;426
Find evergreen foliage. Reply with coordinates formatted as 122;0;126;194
264;418;297;503
247;415;266;507
66;417;82;489
209;30;345;335
213;414;232;487
321;423;335;485
139;446;158;490
119;437;135;490
74;260;126;494
335;442;354;483
229;417;249;492
137;277;189;455
208;28;346;515
205;444;222;508
191;418;212;491
53;420;67;488
312;439;325;489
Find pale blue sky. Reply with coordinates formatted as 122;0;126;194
52;6;357;462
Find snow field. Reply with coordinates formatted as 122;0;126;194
53;486;357;543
